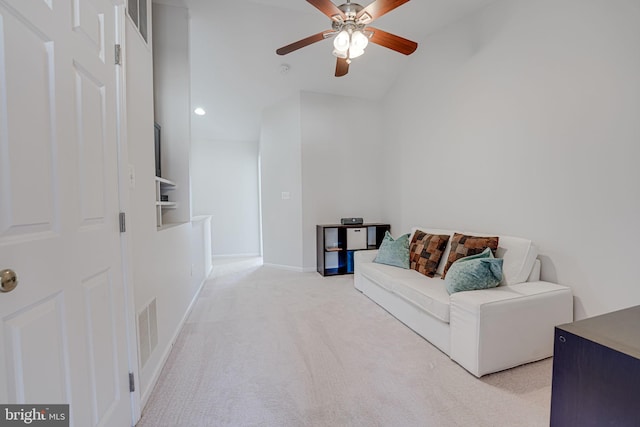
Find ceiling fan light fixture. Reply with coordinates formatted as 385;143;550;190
332;48;348;58
348;47;365;59
350;30;369;51
333;30;350;52
275;0;418;77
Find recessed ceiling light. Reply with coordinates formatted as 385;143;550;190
194;107;206;116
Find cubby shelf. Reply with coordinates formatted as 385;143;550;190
316;223;390;276
155;176;176;228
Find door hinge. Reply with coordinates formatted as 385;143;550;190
119;212;126;233
115;44;122;65
129;372;135;392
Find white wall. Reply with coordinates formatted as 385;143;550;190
260;95;304;269
152;3;191;224
260;92;386;271
126;5;208;410
191;139;260;256
382;0;640;319
300;91;385;270
191;216;212;285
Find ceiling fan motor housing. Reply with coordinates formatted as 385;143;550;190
338;2;364;19
333;2;369;34
331;20;366;33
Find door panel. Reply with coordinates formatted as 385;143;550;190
74;63;107;226
0;0;132;425
0;5;57;239
72;0;104;61
4;294;71;404
82;270;120;424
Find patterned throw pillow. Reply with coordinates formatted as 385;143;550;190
374;231;410;269
409;231;450;277
444;248;503;294
442;233;499;279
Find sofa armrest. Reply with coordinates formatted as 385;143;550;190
353;250;378;291
449;281;573;377
354;249;378;264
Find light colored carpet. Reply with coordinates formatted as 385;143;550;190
210;256;263;278
137;266;552;427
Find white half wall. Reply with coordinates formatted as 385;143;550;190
382;0;640;319
191;139;260;256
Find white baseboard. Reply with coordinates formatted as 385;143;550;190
262;263;317;273
212;253;261;259
262;263;303;272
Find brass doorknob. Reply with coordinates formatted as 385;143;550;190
1;269;18;292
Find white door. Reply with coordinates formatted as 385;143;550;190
0;0;132;426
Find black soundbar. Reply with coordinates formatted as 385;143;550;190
341;217;364;225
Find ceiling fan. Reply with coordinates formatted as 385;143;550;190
276;0;418;77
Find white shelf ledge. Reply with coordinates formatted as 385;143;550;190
155;176;176;186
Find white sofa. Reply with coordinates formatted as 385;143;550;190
354;227;573;377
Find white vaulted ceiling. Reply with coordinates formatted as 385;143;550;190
156;0;496;141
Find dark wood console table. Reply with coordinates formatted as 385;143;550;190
550;305;640;426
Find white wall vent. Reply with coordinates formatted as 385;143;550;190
138;298;158;368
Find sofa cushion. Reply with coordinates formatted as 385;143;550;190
358;261;405;292
409;227;539;285
442;233;499;279
444;248;503;294
359;261;451;323
409;231;450;277
374;231;410;269
492;235;538;285
392;275;452;323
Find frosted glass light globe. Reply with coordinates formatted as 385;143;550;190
350;31;369;51
333;30;350;52
349;48;364;59
332;48;348;59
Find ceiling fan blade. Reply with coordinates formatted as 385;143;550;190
367;27;417;55
335;57;349;77
307;0;345;21
276;30;333;55
357;0;410;22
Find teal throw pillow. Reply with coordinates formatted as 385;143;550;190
374;231;410;269
444;247;503;294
